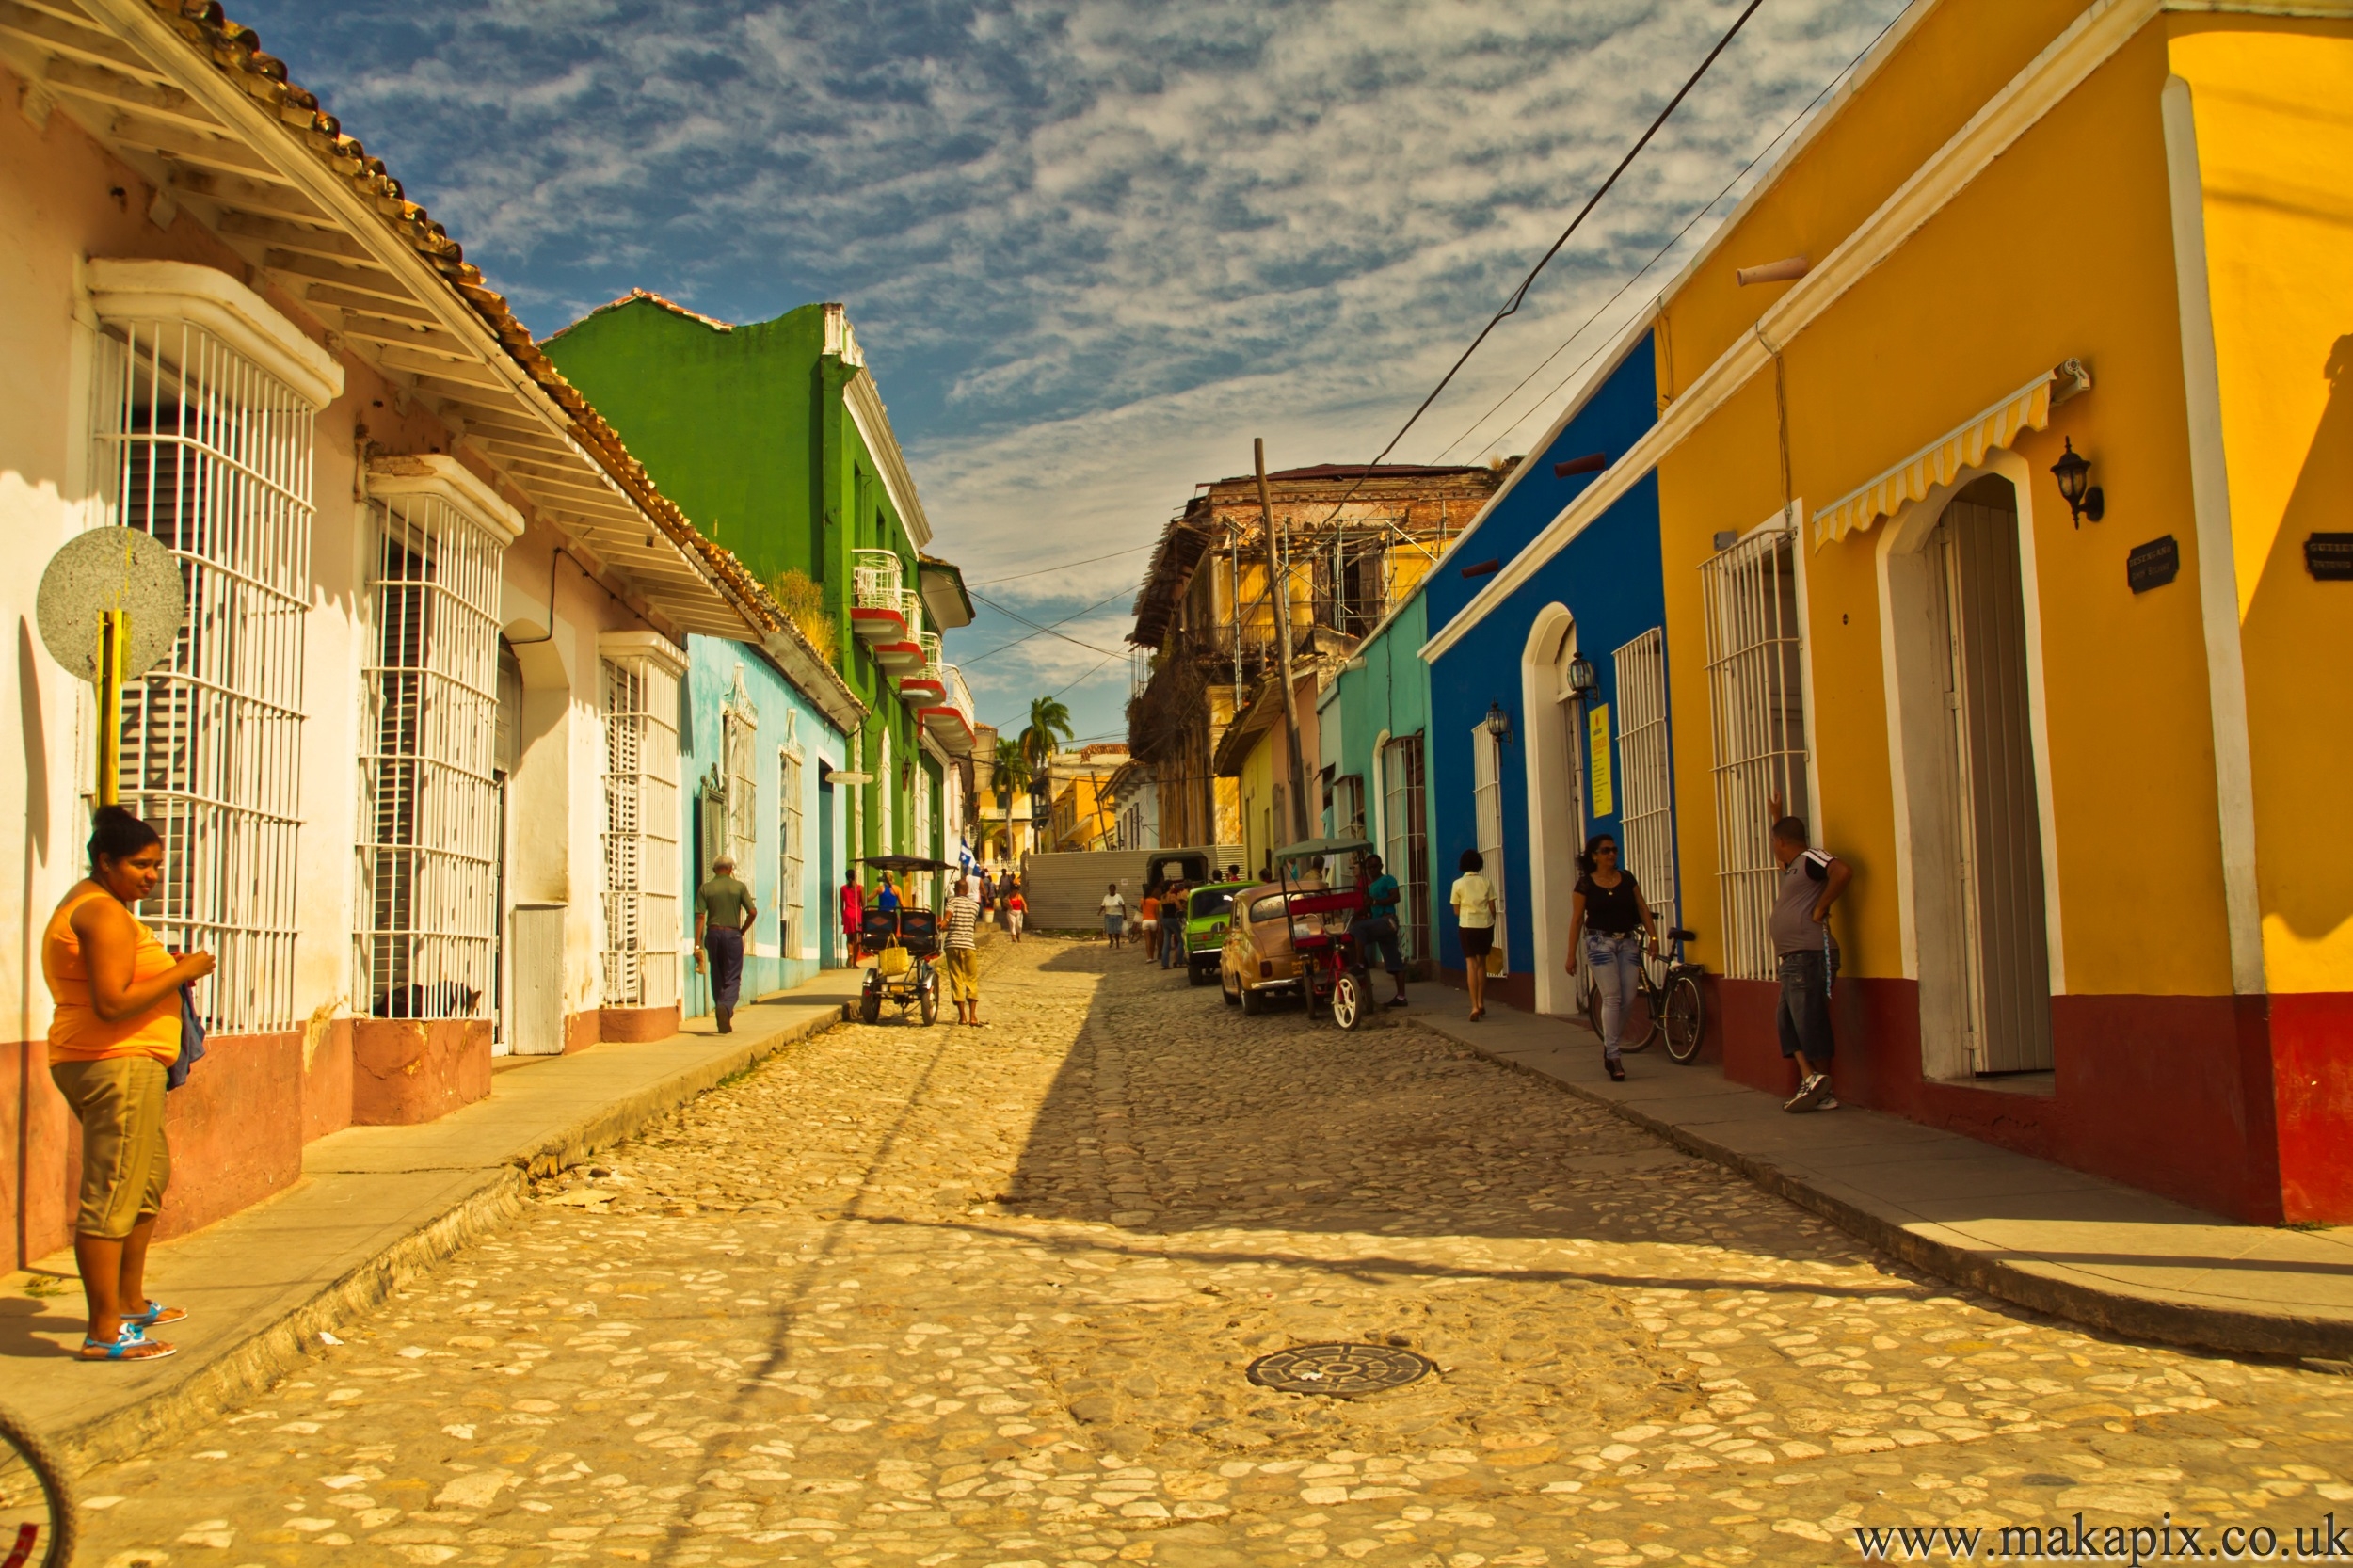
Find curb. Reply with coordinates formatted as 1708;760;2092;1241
58;1001;848;1471
1406;1017;2353;1364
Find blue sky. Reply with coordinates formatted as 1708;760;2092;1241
231;0;1908;743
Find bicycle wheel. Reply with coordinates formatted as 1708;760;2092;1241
1585;977;1657;1052
1662;970;1706;1064
0;1400;75;1568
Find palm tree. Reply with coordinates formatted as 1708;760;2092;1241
1019;695;1074;775
991;736;1032;809
1018;696;1075;846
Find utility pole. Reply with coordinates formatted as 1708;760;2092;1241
1256;438;1310;845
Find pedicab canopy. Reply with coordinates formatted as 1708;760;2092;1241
857;856;960;874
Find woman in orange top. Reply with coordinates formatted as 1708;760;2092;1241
43;806;213;1362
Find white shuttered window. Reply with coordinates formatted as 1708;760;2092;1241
355;462;516;1018
1700;520;1810;979
1611;629;1678;946
90;314;317;1032
601;634;683;1009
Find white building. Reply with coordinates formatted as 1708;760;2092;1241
0;0;789;1265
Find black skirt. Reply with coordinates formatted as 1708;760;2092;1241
1458;925;1495;958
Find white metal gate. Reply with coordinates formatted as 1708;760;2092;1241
355;494;504;1019
1700;519;1809;980
1380;734;1429;962
1612;628;1679;953
92;318;313;1032
779;745;806;960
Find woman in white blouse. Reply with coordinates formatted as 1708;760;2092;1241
1449;849;1498;1022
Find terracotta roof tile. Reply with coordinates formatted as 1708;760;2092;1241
139;0;778;635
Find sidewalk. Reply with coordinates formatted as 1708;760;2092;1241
2;970;862;1469
1397;984;2353;1363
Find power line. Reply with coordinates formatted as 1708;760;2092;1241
1435;8;1908;464
1259;0;1769;552
955;585;1134;665
964;543;1156;586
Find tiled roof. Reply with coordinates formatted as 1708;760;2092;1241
127;0;777;633
544;288;736;341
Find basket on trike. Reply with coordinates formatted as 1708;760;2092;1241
855;855;955;1026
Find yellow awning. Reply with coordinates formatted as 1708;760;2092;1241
1812;367;2076;548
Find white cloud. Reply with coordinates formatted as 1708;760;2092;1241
236;0;1910;737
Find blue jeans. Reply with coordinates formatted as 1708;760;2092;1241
1585;933;1643;1063
1776;949;1838;1064
1351;914;1403;975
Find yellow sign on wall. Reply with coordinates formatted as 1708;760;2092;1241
1588;704;1613;817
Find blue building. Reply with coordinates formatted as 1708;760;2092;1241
1416;322;1677;1017
678;630;866;1016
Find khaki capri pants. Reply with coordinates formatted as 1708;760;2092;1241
51;1055;171;1239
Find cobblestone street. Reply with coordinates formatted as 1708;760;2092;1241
81;938;2353;1567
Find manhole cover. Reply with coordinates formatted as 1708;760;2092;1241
1246;1342;1435;1398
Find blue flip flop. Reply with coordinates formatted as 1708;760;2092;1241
80;1322;176;1362
123;1300;188;1329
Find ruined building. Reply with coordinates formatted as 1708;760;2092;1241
1125;463;1505;851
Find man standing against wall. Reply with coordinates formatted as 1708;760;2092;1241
696;855;758;1034
1767;794;1850;1112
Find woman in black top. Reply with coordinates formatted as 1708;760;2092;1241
1564;833;1657;1081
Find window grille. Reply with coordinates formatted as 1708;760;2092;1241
602;648;680;1009
1611;629;1678;949
724;680;759;871
1470;726;1506;972
355;493;504;1019
778;746;805;959
1700;520;1810;980
1379;737;1429;961
878;728;894;855
91;318;313;1032
914;760;933;900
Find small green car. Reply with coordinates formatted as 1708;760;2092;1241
1182;882;1246;985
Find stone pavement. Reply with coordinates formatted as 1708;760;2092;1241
1;971;862;1470
1398;984;2353;1362
60;936;2353;1565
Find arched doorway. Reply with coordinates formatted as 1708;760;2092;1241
1521;606;1589;1016
1881;462;2060;1080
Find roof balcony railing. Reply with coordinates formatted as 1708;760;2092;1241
943;664;974;725
852;549;904;609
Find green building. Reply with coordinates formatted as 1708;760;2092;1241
545;291;975;874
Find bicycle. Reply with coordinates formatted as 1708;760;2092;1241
0;1399;77;1567
1583;924;1707;1064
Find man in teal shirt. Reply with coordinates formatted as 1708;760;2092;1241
1350;854;1410;1008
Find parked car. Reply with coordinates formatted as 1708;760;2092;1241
1181;881;1245;985
1220;881;1352;1015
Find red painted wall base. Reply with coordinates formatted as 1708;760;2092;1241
351;1018;493;1126
599;1005;680;1044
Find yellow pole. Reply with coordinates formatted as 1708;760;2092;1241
96;609;127;807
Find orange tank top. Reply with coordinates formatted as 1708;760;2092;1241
44;886;183;1064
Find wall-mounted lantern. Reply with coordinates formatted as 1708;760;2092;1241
2050;438;2105;526
1483;702;1513;744
1564;652;1598;698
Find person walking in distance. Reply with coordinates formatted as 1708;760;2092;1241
1450;849;1497;1022
695;855;757;1034
1138;883;1161;965
1564;833;1658;1083
43;806;213;1361
942;877;985;1027
840;871;865;965
1006;886;1027;942
1160;881;1188;969
1099;883;1127;949
1768;793;1851;1112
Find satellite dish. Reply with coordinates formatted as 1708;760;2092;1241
36;527;185;684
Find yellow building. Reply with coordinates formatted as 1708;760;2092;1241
1429;0;2353;1223
1047;744;1128;853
